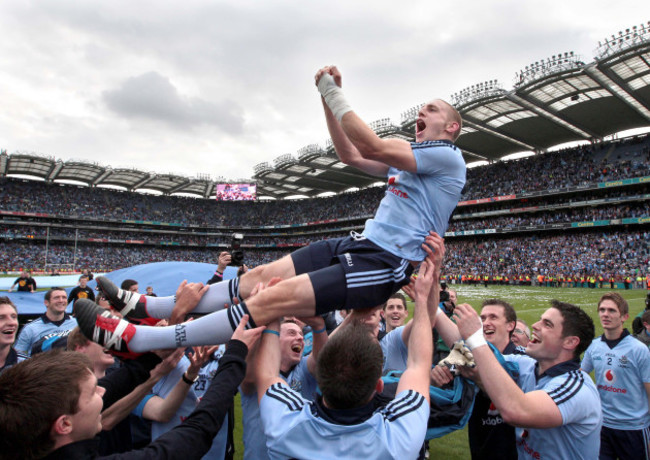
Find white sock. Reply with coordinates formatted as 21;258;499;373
137;278;239;319
140;295;177;319
191;278;240;314
128;302;253;352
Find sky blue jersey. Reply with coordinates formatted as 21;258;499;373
261;385;428;460
240;355;318;460
504;355;602;460
582;331;650;430
14;314;77;356
363;140;466;261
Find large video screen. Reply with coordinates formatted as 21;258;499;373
216;183;257;201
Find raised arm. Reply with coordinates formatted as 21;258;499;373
316;67;417;173
400;232;447;346
256;318;285;404
454;303;562;428
302;315;328;375
142;347;211;423
101;349;184;430
395;255;434;402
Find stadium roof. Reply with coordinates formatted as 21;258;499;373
2;24;649;199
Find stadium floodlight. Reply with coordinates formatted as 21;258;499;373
597;22;650;59
514;51;583;88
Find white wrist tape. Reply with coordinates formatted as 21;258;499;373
317;74;352;122
465;329;488;350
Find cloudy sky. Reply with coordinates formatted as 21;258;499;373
0;1;646;182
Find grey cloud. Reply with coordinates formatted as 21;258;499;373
102;72;244;133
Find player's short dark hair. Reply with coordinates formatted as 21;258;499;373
44;287;66;302
383;293;407;311
316;320;383;409
79;274;89;280
0;296;17;313
120;279;138;291
598;292;629;316
0;349;92;459
66;327;90;351
481;298;517;337
550;300;594;358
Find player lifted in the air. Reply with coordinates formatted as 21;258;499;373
75;66;466;354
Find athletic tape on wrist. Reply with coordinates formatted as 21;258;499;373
465;329;488;350
317;74;352;122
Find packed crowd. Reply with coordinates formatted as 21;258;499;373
1;136;649;229
462;137;650;200
444;230;650;279
448;201;650;231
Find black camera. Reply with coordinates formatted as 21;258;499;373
229;233;245;266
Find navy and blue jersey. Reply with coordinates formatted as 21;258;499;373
14;314;78;356
261;384;428;460
363;140;465;261
505;355;602;460
582;331;650;430
241;355;318;460
134;353;229;459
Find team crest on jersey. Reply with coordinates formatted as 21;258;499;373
618;355;629;366
604;368;616;384
487;402;500;416
289;378;302;393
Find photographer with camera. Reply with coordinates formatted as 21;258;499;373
207;252;232;286
206;234;246;286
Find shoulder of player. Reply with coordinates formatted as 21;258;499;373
544;370;592;406
622;333;649;348
20;317;46;330
264;382;309;412
379;389;426;422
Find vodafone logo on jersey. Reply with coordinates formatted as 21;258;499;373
388;175;399;185
487;402;500;416
604;369;616;384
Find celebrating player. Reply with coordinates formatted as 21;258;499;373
75;66;465;355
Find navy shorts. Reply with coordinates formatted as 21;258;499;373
290;233;413;314
600;425;650;460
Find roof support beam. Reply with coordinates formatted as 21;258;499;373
130;175;154;191
505;92;596;139
462;118;537;151
585;64;650;120
166;179;192;196
92;169;113;186
46;160;64;182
